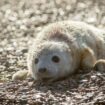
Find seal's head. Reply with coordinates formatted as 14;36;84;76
28;41;74;82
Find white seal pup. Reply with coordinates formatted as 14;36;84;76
12;21;105;82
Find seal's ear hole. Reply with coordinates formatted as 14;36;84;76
52;55;60;63
35;58;39;64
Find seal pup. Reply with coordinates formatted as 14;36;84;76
12;21;105;82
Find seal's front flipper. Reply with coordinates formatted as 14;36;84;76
80;44;96;70
12;70;31;81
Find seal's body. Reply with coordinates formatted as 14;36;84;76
12;21;105;82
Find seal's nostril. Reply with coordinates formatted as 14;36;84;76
38;68;47;73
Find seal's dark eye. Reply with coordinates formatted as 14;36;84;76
35;58;39;64
52;55;60;63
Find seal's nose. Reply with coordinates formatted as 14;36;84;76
38;68;47;73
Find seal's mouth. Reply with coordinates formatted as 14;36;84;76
42;77;53;82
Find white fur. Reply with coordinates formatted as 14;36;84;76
12;21;105;81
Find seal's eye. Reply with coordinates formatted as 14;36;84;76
52;55;60;63
35;58;39;64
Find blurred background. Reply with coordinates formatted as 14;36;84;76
0;0;105;81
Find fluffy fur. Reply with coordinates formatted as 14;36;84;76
12;21;105;82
